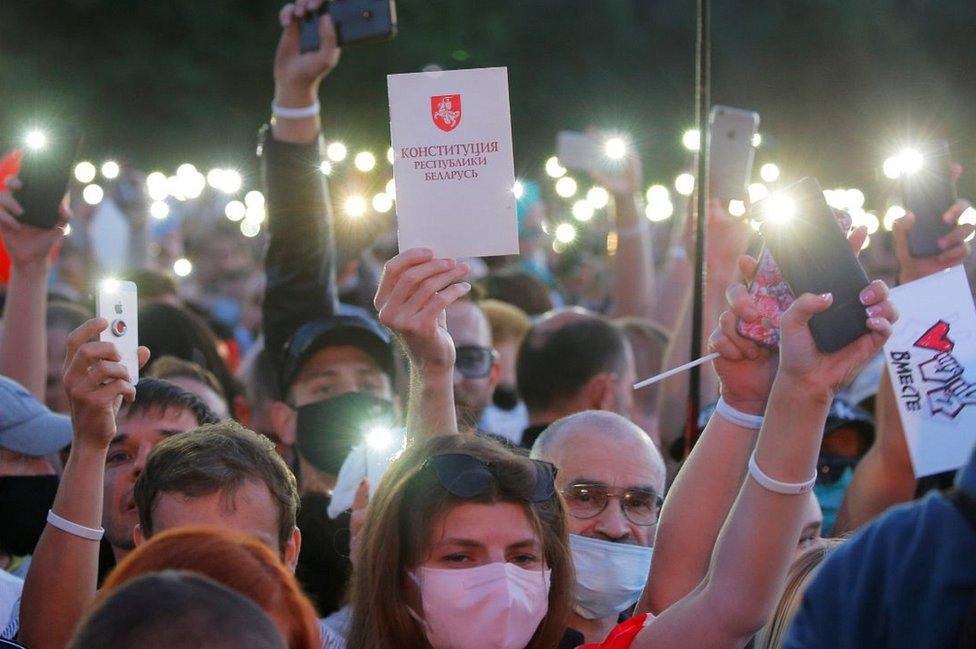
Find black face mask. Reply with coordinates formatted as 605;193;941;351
492;385;520;411
0;475;60;556
296;392;397;476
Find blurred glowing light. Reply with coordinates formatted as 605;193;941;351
759;163;780;183
177;163;198;178
555;176;578;198
82;184;104;205
166;176;186;201
675;173;696;196
225;200;246;221
896;148;924;175
883;205;906;231
25;131;46;150
645;200;674;222
386;178;396;200
101;161;120;180
883;156;901;180
728;200;746;217
545;156;567;178
326;142;348;162
604;137;627;160
240;219;261;238
572;200;594;222
344;195;368;218
861;235;871;251
862;211;880;235
513;181;524;199
63;224;71;236
149;201;170;220
682;129;701;152
587;186;610;209
147;172;169;201
245;190;265;208
74;162;97;184
173;258;193;277
846;189;866;210
100;278;120;293
372;193;393;213
354;151;377;172
646;184;670;206
366;426;394;450
747;183;769;203
319;161;332;176
764;194;795;222
387;147;395;164
206;168;242;194
960;206;976;242
555;222;577;243
752;133;762;148
245;205;266;224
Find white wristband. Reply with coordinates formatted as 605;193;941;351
715;397;764;430
748;452;818;495
271;101;321;120
47;510;105;541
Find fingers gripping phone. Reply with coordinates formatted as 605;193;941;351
96;280;140;385
738;208;853;347
903;140;956;258
14;128;82;229
754;178;870;353
709;106;759;202
299;0;397;51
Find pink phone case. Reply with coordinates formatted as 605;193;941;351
737;208;853;347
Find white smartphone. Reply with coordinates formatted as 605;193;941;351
709;105;760;202
96;279;140;385
556;131;626;176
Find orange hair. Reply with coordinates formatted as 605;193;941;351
98;527;320;649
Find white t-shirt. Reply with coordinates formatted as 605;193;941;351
0;571;23;640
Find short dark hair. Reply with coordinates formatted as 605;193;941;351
134;421;299;550
516;315;628;412
479;271;554;317
66;571;286;649
146;356;227;401
122;377;220;426
121;268;179;301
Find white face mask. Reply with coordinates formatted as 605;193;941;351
409;562;551;649
569;534;653;620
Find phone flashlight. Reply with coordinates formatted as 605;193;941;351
25;130;47;150
604;137;627;160
763;194;795;224
896;148;924;176
100;278;121;293
365;425;394;451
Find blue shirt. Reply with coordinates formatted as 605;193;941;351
786;448;976;648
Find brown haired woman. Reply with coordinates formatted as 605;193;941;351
347;434;574;649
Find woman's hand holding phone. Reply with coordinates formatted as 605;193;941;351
893;194;973;284
0;175;70;271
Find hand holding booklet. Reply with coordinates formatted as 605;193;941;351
388;66;519;259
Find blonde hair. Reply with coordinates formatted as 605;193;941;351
754;538;845;649
480;299;532;345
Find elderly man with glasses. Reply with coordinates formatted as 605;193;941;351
531;411;667;645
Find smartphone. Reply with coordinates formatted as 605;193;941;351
556;131;625;176
96;280;140;385
738;208;854;347
709;106;759;202
14;128;82;229
758;178;870;353
300;0;397;52
903;140;956;258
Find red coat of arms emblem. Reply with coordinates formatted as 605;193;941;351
431;94;462;132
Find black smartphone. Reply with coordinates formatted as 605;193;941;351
758;177;870;353
15;128;82;229
903;140;956;258
299;0;397;52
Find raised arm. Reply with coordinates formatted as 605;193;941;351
642;255;777;613
20;319;149;649
832;196;972;534
374;249;471;439
633;281;896;648
0;177;69;398
261;1;341;369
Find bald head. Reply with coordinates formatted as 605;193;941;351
531;411;665;545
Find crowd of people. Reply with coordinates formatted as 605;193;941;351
2;1;976;647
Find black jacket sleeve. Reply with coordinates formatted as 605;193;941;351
258;125;339;374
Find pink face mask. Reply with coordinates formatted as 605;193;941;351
409;562;551;649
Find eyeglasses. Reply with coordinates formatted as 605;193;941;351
425;453;557;503
561;483;664;526
816;454;859;485
455;346;497;379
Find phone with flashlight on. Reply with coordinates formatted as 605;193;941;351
299;0;397;51
751;177;870;353
556;131;628;176
96;279;140;385
11;127;82;229
902;140;957;258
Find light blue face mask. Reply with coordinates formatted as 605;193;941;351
569;534;653;620
813;466;855;535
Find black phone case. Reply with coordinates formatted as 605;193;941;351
904;140;956;258
300;0;397;52
16;130;82;230
759;177;870;353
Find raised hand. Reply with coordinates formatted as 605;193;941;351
62;318;150;450
274;0;341;104
0;176;70;269
893;198;973;283
374;249;471;374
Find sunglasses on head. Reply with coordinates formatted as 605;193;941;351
425;452;557;503
455;346;497;379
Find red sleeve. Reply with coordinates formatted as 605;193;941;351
577;613;652;649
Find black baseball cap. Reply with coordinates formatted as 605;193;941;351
281;314;395;393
